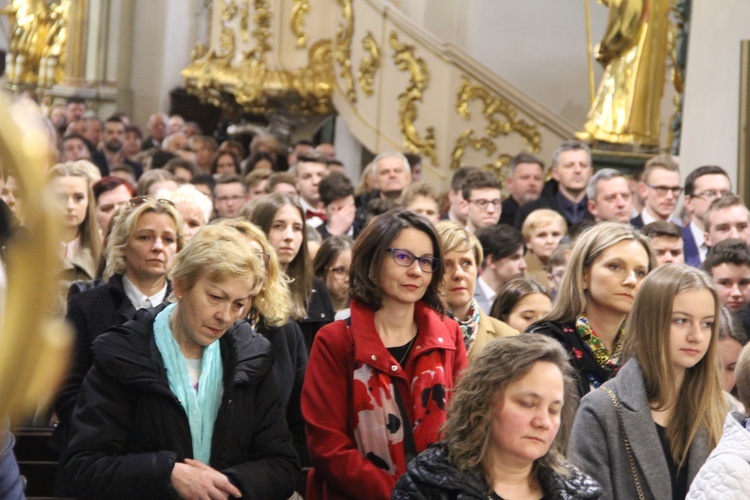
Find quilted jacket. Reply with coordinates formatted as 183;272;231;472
687;411;750;499
392;442;601;499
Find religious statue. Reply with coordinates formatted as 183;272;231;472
579;0;670;148
2;0;69;87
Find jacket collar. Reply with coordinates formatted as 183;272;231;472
351;300;456;376
92;305;272;392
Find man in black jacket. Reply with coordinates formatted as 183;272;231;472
515;140;594;229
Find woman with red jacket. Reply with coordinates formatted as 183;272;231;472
301;208;468;498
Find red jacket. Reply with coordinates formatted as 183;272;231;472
301;300;468;499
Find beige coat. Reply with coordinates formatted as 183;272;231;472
469;310;518;359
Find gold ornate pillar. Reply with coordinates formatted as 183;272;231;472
62;0;89;86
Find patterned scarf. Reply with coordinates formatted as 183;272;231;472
154;303;224;464
575;314;625;386
450;299;481;352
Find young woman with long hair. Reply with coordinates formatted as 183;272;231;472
569;265;728;499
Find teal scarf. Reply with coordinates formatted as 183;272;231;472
154;303;223;464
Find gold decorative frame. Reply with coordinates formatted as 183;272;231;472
290;0;310;48
335;0;356;102
450;76;541;176
357;31;380;96
389;31;437;165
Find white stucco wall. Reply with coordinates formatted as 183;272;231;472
679;0;750;187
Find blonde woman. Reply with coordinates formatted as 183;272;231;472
529;222;656;397
58;225;299;499
49;161;103;285
435;221;517;358
570;265;727;499
219;218;309;465
521;209;567;289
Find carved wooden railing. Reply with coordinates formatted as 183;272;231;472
183;0;578;185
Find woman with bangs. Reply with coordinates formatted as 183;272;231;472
58;225;299;499
529;222;656;398
251;192;334;352
435;220;517;358
302;209;467;499
53;196;184;445
570;265;728;499
219;218;309;465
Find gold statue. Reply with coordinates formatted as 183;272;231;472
579;0;670;147
3;0;69;87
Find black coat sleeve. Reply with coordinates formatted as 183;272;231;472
58;366;178;500
221;373;300;499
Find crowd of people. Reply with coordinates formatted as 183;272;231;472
1;96;750;499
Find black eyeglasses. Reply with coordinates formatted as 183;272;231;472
646;184;683;197
386;248;439;273
128;196;175;207
468;198;502;210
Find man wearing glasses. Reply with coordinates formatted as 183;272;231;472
682;166;732;267
460;170;503;233
630;155;682;228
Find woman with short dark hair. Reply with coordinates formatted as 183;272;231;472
302;208;468;499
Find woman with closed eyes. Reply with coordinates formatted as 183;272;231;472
301;208;468;499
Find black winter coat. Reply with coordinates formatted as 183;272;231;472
298;278;335;353
392;443;601;500
58;305;300;500
256;318;309;466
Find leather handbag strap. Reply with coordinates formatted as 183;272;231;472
601;386;646;500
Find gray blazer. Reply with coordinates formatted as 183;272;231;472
569;359;711;500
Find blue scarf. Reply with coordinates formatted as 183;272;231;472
154;303;223;464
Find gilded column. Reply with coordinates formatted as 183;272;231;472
63;0;89;85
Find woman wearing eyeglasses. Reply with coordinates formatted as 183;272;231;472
53;197;184;447
301;208;468;499
313;235;354;317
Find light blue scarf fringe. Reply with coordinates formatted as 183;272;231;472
154;303;223;464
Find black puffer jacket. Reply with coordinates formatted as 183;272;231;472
392;443;601;500
58;305;300;500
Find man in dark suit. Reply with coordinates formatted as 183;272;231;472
141;112;168;150
515;140;594;229
629;155;682;228
682;166;732;267
500;153;544;226
92;116;143;179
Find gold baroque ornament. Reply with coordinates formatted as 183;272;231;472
450;76;541;176
389;31;437;166
357;31;380;96
251;0;272;58
335;0;356;103
290;0;310;48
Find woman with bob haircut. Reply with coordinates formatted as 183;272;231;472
49;161;103;286
301;208;468;499
435;220;517;358
570;265;727;499
393;335;601;499
54;197;185;443
313;235;354;316
251;192;334;351
218;218;309;465
529;222;656;397
490;277;553;334
58;225;300;499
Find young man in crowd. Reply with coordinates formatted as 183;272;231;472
640;221;685;266
460;170;503;233
295;151;329;229
630;155;682;228
704;194;750;248
682;166;732;266
473;224;527;313
316;172;358;239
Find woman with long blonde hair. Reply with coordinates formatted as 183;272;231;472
570;265;728;499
